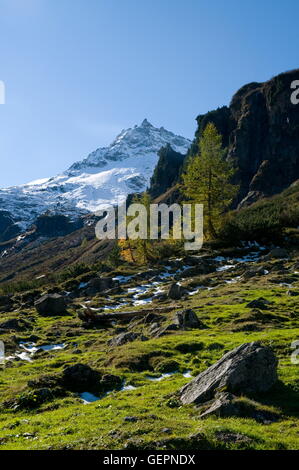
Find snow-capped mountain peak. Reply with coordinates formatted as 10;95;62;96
68;119;190;172
0;120;191;230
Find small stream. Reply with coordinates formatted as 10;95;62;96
79;370;193;404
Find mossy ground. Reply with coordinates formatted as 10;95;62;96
0;251;299;450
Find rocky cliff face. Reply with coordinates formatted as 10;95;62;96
193;69;299;206
148;144;185;199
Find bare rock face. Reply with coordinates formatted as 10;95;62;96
179;342;277;405
35;294;67;316
192;69;299;207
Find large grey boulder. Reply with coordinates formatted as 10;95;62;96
179;342;277;405
35;294;67;316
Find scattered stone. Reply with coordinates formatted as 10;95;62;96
214;430;253;444
264;248;289;260
84;277;114;296
100;374;122;391
153;293;168;302
35;294;67;316
245;298;272;309
0;295;13;312
108;332;139;347
230;322;262;332
173;309;204;329
179;342;277;405
242;266;266;279
198;392;280;423
61;363;101;392
144;313;164;324
287;290;299;296
207;342;224;351
151;323;179;338
124;416;138;423
168;283;185;300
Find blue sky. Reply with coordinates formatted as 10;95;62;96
0;0;298;187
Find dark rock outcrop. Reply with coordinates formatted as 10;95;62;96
35;294;67;316
198;392;280;423
245;298;272;309
34;214;83;237
148;144;185;198
108;332;139;347
168;283;185;300
190;69;299;207
264;248;289;260
179;342;277;405
84;277;114;296
0;318;31;331
173;309;202;329
61;363;101;392
0;295;13;312
0;210;21;243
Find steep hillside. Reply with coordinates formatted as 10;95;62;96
0;242;298;450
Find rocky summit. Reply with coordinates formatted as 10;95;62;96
0;119;190;236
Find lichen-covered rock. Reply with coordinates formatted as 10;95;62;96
179;342;277;405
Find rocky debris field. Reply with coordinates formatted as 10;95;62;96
0;243;299;450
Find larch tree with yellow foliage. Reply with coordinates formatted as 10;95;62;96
182;122;238;238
